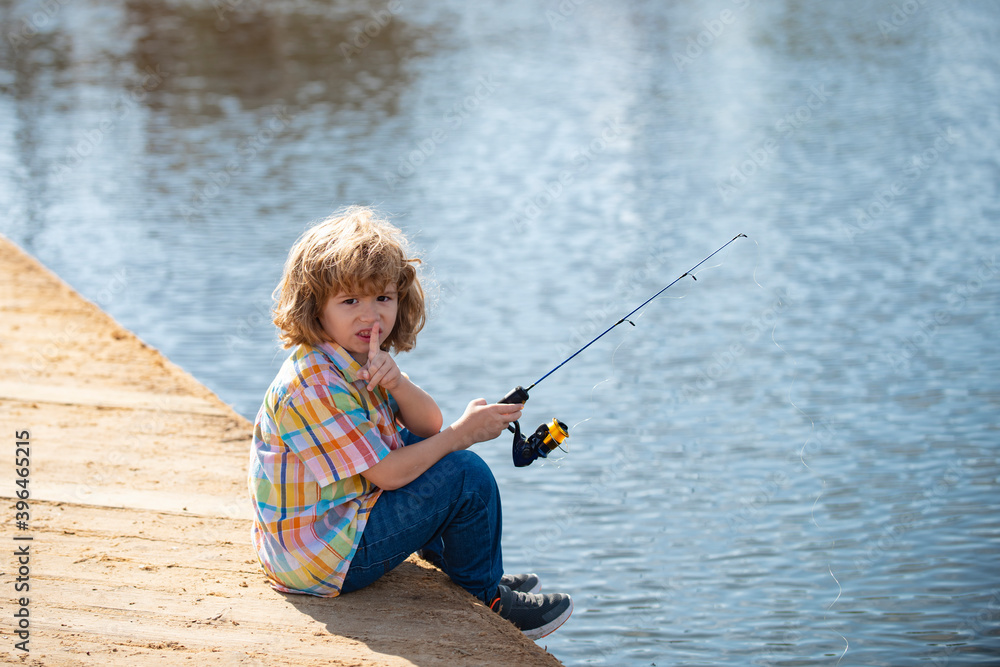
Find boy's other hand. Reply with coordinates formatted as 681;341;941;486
359;321;402;392
452;398;523;448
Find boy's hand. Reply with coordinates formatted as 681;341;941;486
452;398;523;448
359;322;402;392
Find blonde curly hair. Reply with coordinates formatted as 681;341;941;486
272;206;425;352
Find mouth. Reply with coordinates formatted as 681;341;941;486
357;329;373;340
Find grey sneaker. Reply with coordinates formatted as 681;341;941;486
489;584;573;640
500;573;541;595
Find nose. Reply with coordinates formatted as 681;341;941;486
359;298;378;323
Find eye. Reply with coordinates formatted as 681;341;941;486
377;294;394;302
342;298;357;305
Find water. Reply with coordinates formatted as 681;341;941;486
2;0;999;664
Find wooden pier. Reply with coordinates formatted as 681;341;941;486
0;236;563;666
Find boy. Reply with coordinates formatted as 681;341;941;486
248;206;573;639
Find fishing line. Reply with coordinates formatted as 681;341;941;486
791;394;847;659
571;333;634;442
835;635;849;667
542;337;628;467
810;488;825;528
771;320;786;355
762;258;847;665
827;566;843;610
593;331;634;397
828;567;849;667
751;237;764;290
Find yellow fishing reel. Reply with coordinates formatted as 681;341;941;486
499;386;569;467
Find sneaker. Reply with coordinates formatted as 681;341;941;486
489;584;572;640
500;573;541;595
417;552;542;595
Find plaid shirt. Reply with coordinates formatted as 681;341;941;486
248;340;402;596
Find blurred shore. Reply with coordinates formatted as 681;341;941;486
0;235;562;666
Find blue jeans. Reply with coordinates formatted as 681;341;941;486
340;447;504;604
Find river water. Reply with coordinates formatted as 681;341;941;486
2;0;999;664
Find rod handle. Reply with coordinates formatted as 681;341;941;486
499;386;529;433
498;385;530;405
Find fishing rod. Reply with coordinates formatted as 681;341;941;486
499;233;747;467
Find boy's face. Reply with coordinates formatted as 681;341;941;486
319;284;398;365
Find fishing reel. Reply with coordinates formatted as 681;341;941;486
498;386;569;467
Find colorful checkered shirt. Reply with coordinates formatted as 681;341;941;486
248;340;403;596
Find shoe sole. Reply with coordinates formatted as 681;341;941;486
521;598;573;641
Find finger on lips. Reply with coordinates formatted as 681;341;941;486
369;321;380;358
362;322;379;388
